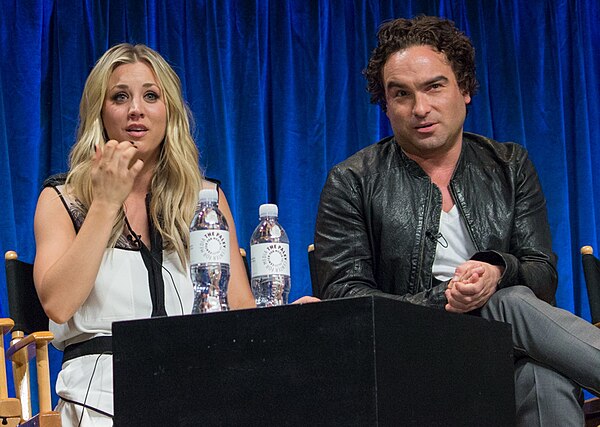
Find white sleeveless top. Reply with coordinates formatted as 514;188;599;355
50;247;193;349
47;182;206;416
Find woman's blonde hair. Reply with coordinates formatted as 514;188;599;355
66;43;202;269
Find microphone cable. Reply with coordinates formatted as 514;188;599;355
124;216;185;315
426;230;449;248
54;351;113;427
60;217;188;426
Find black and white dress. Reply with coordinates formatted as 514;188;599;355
44;176;202;425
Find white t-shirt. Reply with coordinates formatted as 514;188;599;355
432;205;477;281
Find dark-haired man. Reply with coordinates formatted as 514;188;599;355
314;15;600;425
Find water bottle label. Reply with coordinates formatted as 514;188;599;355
205;295;222;312
190;230;230;264
251;243;290;277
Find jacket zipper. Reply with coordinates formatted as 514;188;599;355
449;182;481;253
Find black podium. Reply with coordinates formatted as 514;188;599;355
113;296;515;426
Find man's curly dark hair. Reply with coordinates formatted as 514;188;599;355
364;15;478;112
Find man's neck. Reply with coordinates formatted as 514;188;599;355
401;137;462;213
402;140;462;186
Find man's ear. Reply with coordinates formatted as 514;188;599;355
463;92;472;105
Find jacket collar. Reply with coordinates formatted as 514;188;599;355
393;134;469;180
394;140;430;178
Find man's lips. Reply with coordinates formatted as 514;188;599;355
414;122;437;133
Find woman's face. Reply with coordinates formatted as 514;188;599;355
102;61;167;164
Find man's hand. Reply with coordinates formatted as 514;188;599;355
291;296;320;304
444;260;504;313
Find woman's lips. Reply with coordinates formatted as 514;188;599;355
126;127;148;138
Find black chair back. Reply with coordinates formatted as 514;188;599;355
5;251;49;334
581;246;600;325
307;244;320;299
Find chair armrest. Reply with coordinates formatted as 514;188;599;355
0;397;21;418
0;318;14;335
6;332;53;362
0;318;15;399
20;411;62;427
7;331;55;415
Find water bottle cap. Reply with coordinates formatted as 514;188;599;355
198;188;218;203
259;203;278;218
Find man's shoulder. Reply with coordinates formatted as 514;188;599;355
332;135;397;177
463;132;528;163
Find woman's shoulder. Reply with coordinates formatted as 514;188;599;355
41;173;71;200
42;172;68;188
41;173;78;205
201;177;220;191
40;173;88;232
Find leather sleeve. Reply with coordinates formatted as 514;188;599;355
470;150;558;304
314;166;447;309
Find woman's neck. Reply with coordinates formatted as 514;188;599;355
131;164;155;196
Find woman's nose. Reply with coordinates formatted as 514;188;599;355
128;97;144;118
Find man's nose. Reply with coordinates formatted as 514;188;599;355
412;93;431;117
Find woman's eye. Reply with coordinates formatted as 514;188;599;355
145;92;159;101
112;92;128;102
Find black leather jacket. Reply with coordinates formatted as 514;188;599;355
314;132;557;308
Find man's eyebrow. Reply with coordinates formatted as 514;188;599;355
385;75;449;91
386;80;407;90
423;75;449;87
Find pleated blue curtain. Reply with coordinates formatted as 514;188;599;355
1;0;599;405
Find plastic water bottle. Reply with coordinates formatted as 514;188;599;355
250;204;291;307
189;188;230;313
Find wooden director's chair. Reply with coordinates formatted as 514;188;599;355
1;251;61;426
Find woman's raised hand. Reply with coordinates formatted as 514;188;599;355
90;140;144;208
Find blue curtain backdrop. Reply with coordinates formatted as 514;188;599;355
1;0;599;405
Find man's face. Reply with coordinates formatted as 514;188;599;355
383;45;471;158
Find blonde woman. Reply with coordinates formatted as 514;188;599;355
33;43;256;426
